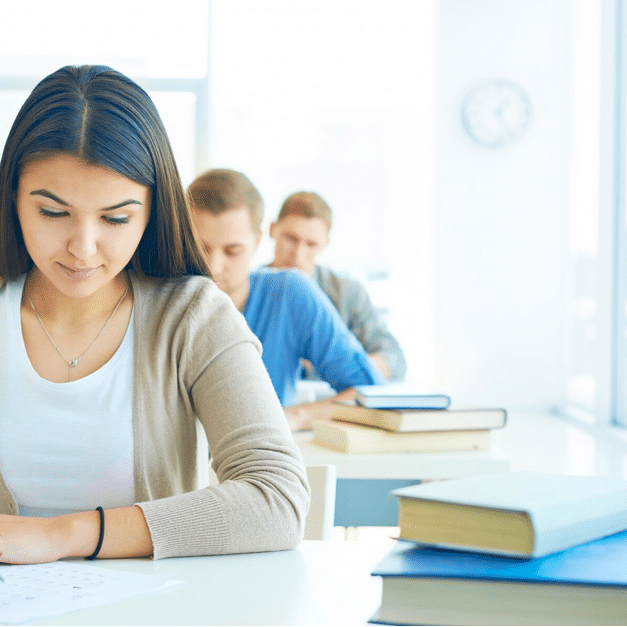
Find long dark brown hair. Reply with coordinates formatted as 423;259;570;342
0;64;209;280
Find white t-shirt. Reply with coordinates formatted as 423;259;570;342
0;275;135;517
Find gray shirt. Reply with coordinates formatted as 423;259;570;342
313;265;407;381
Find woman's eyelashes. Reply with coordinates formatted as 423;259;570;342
39;207;131;225
39;207;67;219
103;215;130;225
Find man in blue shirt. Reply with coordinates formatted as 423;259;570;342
188;168;384;431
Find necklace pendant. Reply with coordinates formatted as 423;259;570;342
28;282;129;380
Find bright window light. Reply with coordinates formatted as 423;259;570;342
0;0;208;78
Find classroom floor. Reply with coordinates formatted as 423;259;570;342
332;527;399;541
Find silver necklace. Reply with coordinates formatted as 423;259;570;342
28;284;129;382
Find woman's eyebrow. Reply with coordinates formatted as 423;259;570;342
101;199;144;211
29;189;143;211
30;189;68;206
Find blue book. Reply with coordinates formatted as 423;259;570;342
370;531;627;625
354;384;450;409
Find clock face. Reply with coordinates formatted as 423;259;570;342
462;80;532;148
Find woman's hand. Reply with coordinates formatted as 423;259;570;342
284;405;315;431
284;387;359;432
0;514;79;564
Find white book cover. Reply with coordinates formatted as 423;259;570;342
393;471;627;557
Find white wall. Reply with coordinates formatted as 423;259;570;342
208;0;437;387
206;0;593;413
432;0;573;410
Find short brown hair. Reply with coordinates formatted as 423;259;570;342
188;169;264;233
277;191;332;231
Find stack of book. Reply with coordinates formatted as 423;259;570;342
311;384;506;454
369;471;627;625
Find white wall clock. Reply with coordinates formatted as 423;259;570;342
462;79;532;148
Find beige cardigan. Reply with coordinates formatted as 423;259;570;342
0;272;310;559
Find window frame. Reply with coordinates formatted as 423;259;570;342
613;0;627;427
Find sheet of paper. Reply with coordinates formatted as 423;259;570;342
0;560;182;625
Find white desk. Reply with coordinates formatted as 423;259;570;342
295;409;627;525
29;413;627;625
295;425;510;526
33;540;395;626
491;410;627;478
295;409;627;479
295;431;510;480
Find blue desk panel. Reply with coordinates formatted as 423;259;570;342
334;479;420;527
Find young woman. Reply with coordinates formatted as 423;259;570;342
0;65;309;564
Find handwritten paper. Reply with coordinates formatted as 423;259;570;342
0;560;182;624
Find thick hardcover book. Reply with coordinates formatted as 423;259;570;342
353;384;450;409
370;531;627;625
333;402;506;432
311;419;490;454
392;471;627;557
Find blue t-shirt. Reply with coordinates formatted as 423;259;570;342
244;269;384;406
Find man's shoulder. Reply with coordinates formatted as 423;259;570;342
315;265;367;295
251;267;317;292
249;268;333;321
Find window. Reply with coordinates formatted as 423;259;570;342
614;0;627;427
563;0;606;422
564;0;627;429
0;0;209;186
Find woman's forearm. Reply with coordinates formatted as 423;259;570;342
0;506;153;564
80;505;153;559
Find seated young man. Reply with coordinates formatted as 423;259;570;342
188;169;385;431
269;191;407;381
